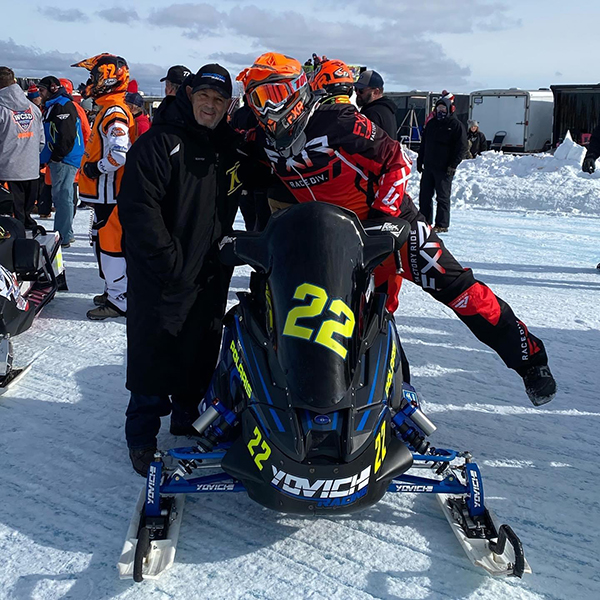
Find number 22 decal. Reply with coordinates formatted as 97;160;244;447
283;283;355;360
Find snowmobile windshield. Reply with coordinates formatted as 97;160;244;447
234;202;393;409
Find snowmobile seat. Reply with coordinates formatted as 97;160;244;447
12;238;43;279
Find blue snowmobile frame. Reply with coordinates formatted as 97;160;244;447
142;397;484;520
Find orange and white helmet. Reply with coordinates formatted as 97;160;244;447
310;59;354;97
71;53;129;99
237;52;316;154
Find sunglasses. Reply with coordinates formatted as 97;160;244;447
355;87;368;95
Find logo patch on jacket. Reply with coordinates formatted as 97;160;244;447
227;162;242;195
11;108;34;132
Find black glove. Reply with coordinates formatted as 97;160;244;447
416;161;423;174
83;161;101;179
447;167;456;177
582;156;596;174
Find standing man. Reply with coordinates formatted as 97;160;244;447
38;76;84;246
160;65;191;97
0;67;45;228
118;65;245;475
581;123;599;269
71;53;136;320
417;97;467;233
355;69;398;139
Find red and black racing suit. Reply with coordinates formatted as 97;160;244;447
248;103;547;373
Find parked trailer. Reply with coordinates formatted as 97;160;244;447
469;89;553;152
387;91;469;145
550;84;600;147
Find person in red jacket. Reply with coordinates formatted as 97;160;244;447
237;52;557;407
125;92;150;137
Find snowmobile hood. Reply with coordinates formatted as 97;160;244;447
0;83;34;111
233;202;394;409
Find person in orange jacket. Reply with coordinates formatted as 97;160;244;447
71;54;136;320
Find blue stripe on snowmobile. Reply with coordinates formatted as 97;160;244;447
269;408;285;432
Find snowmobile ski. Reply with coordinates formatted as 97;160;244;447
118;486;186;581
437;493;531;577
0;363;33;395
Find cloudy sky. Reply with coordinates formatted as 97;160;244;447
1;0;598;96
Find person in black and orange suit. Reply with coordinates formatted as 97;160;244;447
71;53;136;320
237;52;557;406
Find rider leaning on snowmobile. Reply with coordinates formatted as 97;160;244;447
237;53;556;407
117;65;245;476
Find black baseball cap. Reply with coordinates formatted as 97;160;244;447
190;64;232;99
354;69;384;90
160;65;192;85
38;76;61;90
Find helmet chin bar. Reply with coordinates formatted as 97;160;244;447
278;131;307;159
272;98;320;159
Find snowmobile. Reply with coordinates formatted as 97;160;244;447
119;203;531;582
0;215;66;392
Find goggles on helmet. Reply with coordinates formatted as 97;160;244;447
248;72;308;114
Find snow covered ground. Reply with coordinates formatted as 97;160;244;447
1;148;599;600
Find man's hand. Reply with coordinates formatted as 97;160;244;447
582;156;596;174
83;161;101;179
447;167;456;177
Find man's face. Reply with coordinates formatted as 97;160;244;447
436;104;448;118
38;86;51;103
126;101;141;115
188;87;228;129
355;87;374;107
165;81;177;97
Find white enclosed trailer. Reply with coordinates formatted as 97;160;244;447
469;89;554;152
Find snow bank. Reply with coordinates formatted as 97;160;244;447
405;135;600;215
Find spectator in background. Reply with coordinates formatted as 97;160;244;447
354;69;398;139
125;92;151;137
230;96;271;231
312;53;321;67
160;65;191;97
0;66;45;227
60;78;91;216
582;124;599;174
71;53;136;320
417;97;467;233
27;84;42;108
424;90;455;127
581;124;600;269
38;76;84;246
466;119;486;158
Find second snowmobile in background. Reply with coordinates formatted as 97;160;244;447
0;215;66;392
119;203;531;582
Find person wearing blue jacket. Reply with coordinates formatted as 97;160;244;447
38;76;84;247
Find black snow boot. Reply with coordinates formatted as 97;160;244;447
520;365;557;406
129;447;157;477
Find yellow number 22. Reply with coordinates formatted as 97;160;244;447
283;283;355;360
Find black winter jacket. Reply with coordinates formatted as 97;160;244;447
585;124;600;161
360;97;398;139
417;114;468;172
118;84;245;394
467;129;487;158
